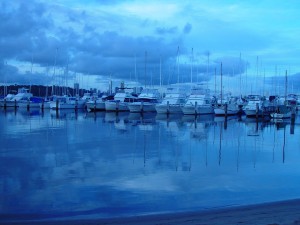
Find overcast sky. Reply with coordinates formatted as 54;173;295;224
0;0;299;92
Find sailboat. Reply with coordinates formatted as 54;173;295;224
214;63;239;116
270;70;292;119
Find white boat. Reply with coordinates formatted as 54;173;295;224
182;88;215;115
0;93;16;107
155;87;186;114
49;95;88;110
128;89;161;113
18;96;43;108
4;88;34;108
270;105;292;119
214;95;240;116
270;71;293;119
244;95;264;117
105;91;138;112
86;94;114;112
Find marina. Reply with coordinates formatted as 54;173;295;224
1;108;300;223
2;1;300;224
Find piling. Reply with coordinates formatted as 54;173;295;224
3;99;6;110
27;99;30;111
94;100;96;112
55;99;59;111
116;101;119;112
255;103;259;119
224;116;228;130
75;100;78;111
41;99;44;111
167;101;169;114
141;101;144;114
195;101;198;115
224;103;228;117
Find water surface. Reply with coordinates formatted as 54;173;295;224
1;109;300;222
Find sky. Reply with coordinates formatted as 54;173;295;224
0;0;300;94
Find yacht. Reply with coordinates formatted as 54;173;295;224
86;94;114;112
243;95;264;117
105;91;138;112
214;94;240;116
155;87;186;114
182;88;215;115
128;88;161;113
4;88;34;108
0;92;16;107
49;95;90;110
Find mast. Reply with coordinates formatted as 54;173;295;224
214;67;216;95
144;51;147;88
30;54;33;93
177;46;179;84
220;62;223;105
159;55;162;88
285;70;287;103
207;51;210;89
239;52;241;96
190;48;193;84
51;48;58;96
134;54;137;83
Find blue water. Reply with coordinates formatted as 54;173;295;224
1;108;300;222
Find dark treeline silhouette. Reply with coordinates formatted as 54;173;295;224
0;85;89;97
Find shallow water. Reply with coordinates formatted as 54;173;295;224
1;108;300;222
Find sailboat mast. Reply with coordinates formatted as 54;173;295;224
160;55;162;88
144;51;147;88
220;62;223;105
30;54;33;93
239;52;241;96
214;67;216;95
134;54;137;83
177;46;179;84
190;48;193;84
285;70;287;102
52;48;58;96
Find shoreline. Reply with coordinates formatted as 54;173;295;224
4;199;300;225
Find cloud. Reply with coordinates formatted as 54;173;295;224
0;0;300;88
155;26;178;35
183;23;192;34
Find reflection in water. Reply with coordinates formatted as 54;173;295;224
1;109;300;222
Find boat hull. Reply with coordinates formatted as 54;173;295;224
244;109;263;117
155;104;182;114
128;102;156;113
214;106;239;116
86;101;105;112
105;101;128;112
182;105;214;115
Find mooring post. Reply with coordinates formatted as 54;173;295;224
167;101;169;114
27;99;30;111
3;99;6;110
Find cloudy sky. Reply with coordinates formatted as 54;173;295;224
0;0;300;93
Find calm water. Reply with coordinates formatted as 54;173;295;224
1;108;300;222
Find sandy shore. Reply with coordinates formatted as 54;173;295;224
4;199;300;225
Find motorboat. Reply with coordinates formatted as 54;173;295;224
155;87;186;114
182;88;215;115
128;89;161;113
